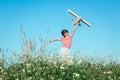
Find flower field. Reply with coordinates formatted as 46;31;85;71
0;50;120;80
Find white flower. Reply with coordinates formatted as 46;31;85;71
26;63;31;68
1;69;4;73
60;66;65;69
104;70;112;74
22;69;25;72
28;70;31;73
107;70;112;74
0;67;2;69
83;75;86;78
62;72;65;74
40;67;42;70
0;77;2;80
35;72;38;75
73;73;80;78
54;61;57;65
51;77;54;80
29;77;32;79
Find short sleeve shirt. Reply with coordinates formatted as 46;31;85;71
59;36;72;48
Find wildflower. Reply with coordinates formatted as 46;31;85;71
60;66;65;69
62;72;65;74
40;67;42;70
1;69;4;73
107;70;112;74
83;75;86;78
3;72;7;75
73;73;80;78
108;76;112;79
26;63;31;68
104;70;112;74
53;61;57;65
28;70;31;73
66;57;73;65
0;77;2;80
51;77;54;80
35;72;38;75
22;69;25;72
0;67;2;69
29;77;32;79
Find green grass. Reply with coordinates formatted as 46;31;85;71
0;50;120;80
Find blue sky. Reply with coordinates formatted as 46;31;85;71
0;0;120;58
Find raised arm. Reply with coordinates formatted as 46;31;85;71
70;23;79;37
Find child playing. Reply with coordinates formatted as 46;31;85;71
47;23;79;59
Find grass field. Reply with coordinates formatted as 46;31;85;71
0;50;120;80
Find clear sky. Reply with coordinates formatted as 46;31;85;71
0;0;120;58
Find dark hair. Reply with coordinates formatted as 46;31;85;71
61;29;68;37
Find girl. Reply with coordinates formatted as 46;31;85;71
47;23;79;59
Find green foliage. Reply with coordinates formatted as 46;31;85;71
0;52;120;80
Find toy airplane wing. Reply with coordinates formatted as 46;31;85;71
67;9;92;27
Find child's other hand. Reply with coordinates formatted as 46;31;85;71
46;40;51;45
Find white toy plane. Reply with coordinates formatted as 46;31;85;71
67;9;92;27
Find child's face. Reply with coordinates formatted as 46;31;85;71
64;32;69;37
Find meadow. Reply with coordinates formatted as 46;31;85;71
0;29;120;80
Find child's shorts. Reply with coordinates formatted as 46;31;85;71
59;47;71;60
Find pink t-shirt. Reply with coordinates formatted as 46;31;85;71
59;36;72;48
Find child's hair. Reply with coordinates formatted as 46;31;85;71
61;29;68;37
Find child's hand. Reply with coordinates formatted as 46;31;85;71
46;40;51;45
75;22;80;26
